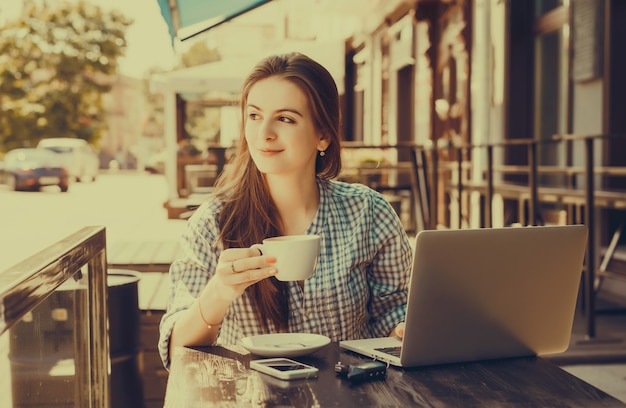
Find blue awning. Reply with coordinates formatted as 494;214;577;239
157;0;272;44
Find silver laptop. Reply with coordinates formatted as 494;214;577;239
340;225;588;367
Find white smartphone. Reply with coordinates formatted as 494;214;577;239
250;358;319;380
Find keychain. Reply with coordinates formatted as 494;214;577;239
335;361;387;383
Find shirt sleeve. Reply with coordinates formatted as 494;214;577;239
158;201;221;369
365;192;413;337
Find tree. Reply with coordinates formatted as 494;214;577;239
0;1;132;152
180;41;221;68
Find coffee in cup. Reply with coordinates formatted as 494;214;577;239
252;235;320;281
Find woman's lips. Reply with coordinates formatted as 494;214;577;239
258;148;283;156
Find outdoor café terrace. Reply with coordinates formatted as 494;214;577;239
1;133;626;407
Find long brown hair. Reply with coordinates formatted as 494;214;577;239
212;52;342;332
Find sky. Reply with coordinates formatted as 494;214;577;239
0;0;178;78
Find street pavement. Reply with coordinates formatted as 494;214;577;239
0;171;186;272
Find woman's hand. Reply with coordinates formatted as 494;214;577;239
391;322;405;339
170;248;277;359
205;247;277;302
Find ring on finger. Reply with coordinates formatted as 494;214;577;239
230;261;236;273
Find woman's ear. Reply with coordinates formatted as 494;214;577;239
317;134;331;152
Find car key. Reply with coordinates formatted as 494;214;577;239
335;361;387;383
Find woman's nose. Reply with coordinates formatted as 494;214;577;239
259;120;277;140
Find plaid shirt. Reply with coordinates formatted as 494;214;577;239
159;178;412;369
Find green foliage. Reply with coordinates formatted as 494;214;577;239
0;1;132;152
180;41;221;68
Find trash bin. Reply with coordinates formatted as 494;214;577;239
9;269;144;408
108;269;144;408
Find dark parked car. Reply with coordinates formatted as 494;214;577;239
2;148;70;192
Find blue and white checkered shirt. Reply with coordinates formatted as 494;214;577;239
159;178;412;369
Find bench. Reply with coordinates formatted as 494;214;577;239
108;240;184;273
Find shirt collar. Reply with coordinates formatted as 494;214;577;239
307;178;330;235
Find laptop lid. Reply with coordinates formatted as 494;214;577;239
340;225;588;367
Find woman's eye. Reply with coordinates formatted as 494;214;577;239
278;116;295;124
248;113;260;120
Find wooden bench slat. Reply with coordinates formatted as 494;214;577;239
108;241;144;265
108;239;182;273
152;241;183;265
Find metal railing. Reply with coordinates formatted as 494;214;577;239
412;134;626;339
0;226;109;408
339;135;626;339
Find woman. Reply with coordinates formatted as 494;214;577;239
159;52;412;368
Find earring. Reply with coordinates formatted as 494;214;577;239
319;150;326;157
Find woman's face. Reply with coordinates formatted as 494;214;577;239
245;76;328;177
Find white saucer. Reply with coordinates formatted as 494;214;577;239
240;333;331;357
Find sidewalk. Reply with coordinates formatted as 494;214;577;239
98;172;189;272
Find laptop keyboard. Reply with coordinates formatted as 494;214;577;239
374;346;402;357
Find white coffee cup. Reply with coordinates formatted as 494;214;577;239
251;235;320;281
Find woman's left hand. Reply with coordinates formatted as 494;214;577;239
391;322;405;339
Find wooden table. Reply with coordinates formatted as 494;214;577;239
164;343;625;407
